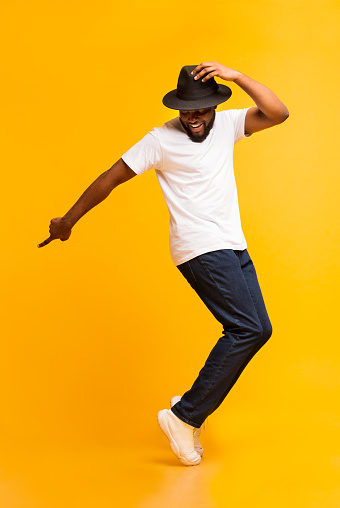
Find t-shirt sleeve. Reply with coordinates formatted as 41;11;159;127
121;129;163;175
227;107;252;144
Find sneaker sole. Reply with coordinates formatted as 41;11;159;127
157;410;201;466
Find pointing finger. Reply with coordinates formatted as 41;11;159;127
37;236;53;248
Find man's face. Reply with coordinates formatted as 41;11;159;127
179;107;216;143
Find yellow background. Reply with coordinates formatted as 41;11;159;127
1;0;339;506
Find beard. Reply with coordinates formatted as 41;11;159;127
180;111;216;143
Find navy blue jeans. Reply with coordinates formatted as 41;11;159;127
171;249;272;428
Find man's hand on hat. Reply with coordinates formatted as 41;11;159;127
191;62;241;83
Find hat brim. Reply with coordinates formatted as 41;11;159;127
162;84;232;110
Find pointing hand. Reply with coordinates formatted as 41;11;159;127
38;217;72;248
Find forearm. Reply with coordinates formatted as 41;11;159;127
192;62;289;124
63;169;117;227
233;71;289;122
38;159;136;248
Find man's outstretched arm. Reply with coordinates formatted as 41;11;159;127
191;62;289;134
38;158;137;248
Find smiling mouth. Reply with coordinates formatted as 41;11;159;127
188;122;204;132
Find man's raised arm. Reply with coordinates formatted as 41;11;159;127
37;158;136;248
191;62;289;135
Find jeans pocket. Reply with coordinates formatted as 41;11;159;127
177;260;197;287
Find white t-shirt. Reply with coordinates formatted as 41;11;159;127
122;108;251;266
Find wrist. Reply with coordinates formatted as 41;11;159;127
232;71;244;83
62;214;76;229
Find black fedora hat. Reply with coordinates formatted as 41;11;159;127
163;65;232;111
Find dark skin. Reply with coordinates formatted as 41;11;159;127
37;158;136;247
179;107;216;141
191;61;289;134
38;61;288;248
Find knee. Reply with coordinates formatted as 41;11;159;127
224;320;272;344
261;321;273;343
236;321;264;343
253;322;265;342
251;320;272;346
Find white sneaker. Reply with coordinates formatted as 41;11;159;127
157;409;201;466
170;395;204;456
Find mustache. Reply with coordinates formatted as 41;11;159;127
180;111;216;143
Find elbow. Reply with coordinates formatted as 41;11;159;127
277;107;289;124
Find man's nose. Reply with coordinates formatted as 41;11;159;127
188;111;199;122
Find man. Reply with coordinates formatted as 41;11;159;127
38;61;289;467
